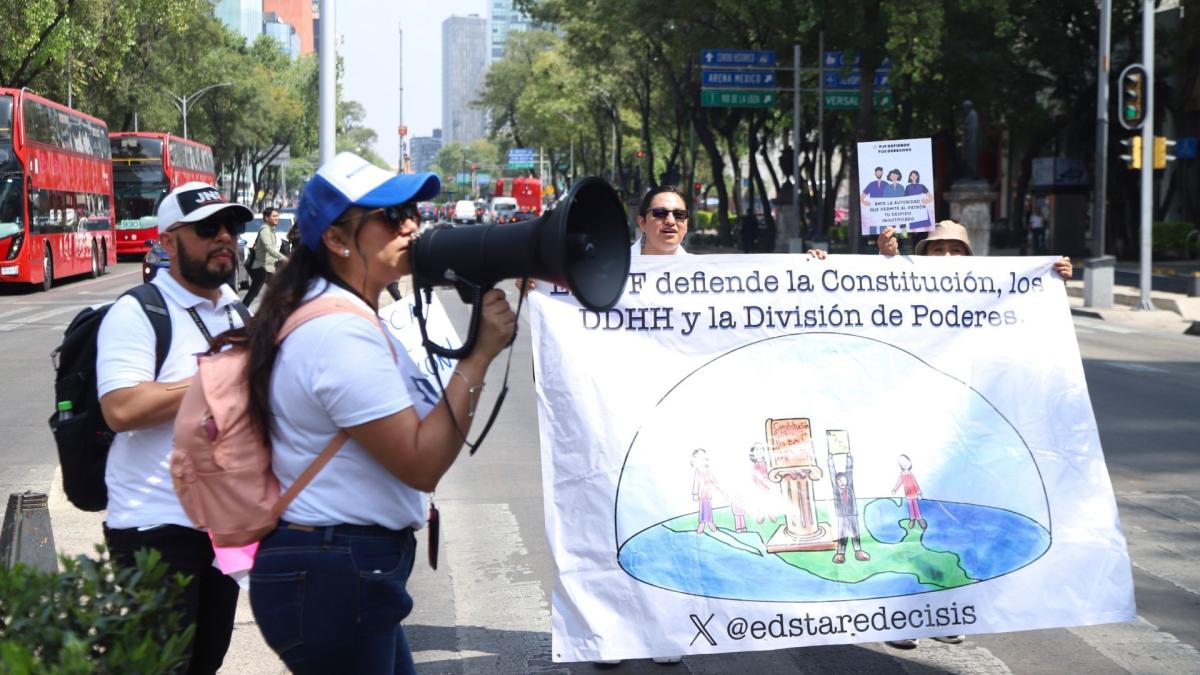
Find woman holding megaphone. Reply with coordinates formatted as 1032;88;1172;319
241;152;515;673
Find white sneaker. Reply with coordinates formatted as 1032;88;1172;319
934;635;965;644
652;656;683;665
885;638;920;649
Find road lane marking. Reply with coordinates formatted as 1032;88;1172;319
434;501;556;674
1068;616;1200;673
1072;318;1134;334
1103;361;1167;374
0;304;83;331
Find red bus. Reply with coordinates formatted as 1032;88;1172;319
0;88;116;291
110;132;216;257
494;176;543;215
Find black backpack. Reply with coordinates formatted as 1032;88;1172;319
48;285;173;512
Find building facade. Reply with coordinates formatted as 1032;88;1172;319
264;12;301;58
441;15;488;145
411;130;443;174
263;0;315;54
214;0;263;45
487;0;534;62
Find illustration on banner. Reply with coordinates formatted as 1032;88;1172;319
614;333;1051;603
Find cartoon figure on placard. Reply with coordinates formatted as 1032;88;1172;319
893;454;927;529
904;170;934;230
883;169;905;198
827;430;870;564
860;166;887;206
749;443;779;525
691;448;721;534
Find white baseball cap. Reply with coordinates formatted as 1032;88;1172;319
157;182;254;234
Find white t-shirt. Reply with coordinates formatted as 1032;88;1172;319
97;273;245;530
631;239;689;256
269;281;432;531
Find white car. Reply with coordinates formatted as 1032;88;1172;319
489;197;519;224
452;200;479;225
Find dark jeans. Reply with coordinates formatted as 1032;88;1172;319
243;267;271;306
250;522;418;675
104;524;239;675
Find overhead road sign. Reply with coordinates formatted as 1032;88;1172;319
702;90;777;108
822;70;890;90
508;147;536;169
823;92;894;110
701;49;776;67
702;69;777;88
822;51;892;70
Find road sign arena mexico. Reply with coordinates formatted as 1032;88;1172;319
527;254;1135;662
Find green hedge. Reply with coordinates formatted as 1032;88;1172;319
0;548;193;674
1153;221;1198;258
694;210;716;231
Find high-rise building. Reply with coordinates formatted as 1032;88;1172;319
214;0;263;45
264;12;301;59
411;130;443;174
488;0;534;62
263;0;315;54
442;15;488;145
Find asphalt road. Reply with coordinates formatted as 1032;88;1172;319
2;261;1197;673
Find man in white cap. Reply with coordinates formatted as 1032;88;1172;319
97;182;252;674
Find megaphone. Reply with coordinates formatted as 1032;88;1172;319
411;176;631;359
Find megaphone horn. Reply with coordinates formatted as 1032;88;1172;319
411;176;631;359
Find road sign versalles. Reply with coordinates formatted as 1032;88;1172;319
701;49;776;67
702;90;777;108
822;70;890;90
702;69;777;89
823;91;894;110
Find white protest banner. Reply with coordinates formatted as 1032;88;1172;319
858;138;935;236
529;255;1134;663
378;290;461;405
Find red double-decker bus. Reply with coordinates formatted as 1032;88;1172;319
110;132;216;257
494;176;543;215
0;88;116;291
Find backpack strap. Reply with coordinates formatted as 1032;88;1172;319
123;284;172;378
229;300;251;325
267;296;399;517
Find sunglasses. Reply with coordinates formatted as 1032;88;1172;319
365;204;421;233
174;218;245;239
648;207;689;221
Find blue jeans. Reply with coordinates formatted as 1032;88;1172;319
249;522;417;675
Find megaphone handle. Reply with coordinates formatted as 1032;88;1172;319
418;284;482;360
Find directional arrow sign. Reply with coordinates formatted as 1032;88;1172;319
822;70;891;90
823;91;894;110
702;90;777;108
702;69;777;89
823;51;892;70
701;49;776;67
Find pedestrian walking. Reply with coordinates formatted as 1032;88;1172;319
242;152;516;673
97;182;253;674
243;206;287;306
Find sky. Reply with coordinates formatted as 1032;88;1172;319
339;0;487;168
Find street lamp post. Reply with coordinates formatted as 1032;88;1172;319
168;82;233;139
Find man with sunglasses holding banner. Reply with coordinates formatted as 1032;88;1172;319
97;182;253;674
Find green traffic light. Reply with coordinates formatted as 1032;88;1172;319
1124;104;1138;120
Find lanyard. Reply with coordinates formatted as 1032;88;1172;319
185;305;236;348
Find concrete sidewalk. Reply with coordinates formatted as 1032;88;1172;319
47;467;286;675
1065;279;1200;334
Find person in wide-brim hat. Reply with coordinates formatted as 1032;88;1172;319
914;220;973;256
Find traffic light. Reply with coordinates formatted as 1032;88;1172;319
1119;136;1142;169
1152;136;1176;169
1117;64;1147;131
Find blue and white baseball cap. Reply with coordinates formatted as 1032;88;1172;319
298;152;441;250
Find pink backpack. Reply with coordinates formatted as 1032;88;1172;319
170;296;393;548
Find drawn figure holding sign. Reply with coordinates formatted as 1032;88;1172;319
883;169;905;198
860;166;887;206
827;431;870;564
